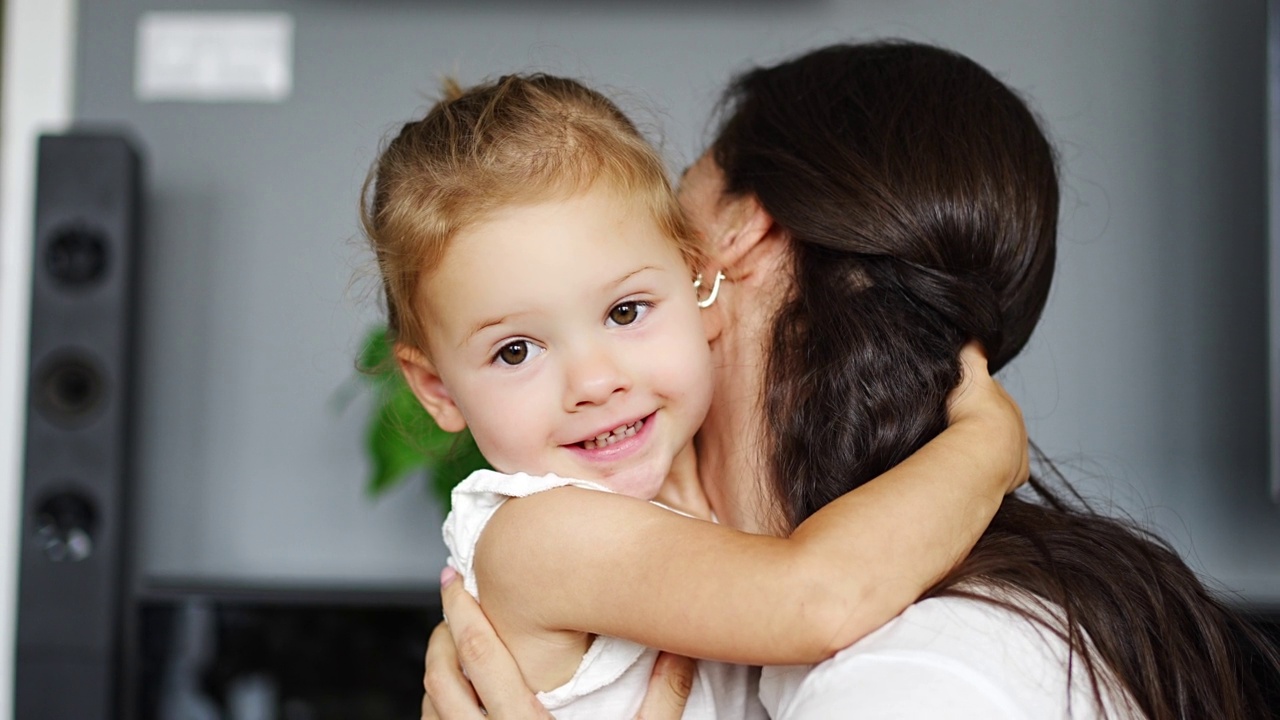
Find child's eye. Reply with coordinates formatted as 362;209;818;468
493;340;543;366
607;301;651;327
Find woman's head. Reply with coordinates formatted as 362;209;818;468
689;42;1280;718
689;41;1059;530
363;73;704;354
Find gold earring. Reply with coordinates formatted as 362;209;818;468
693;271;725;308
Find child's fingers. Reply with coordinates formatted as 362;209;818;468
439;570;552;719
948;341;990;413
950;341;1029;493
635;652;696;719
422;620;482;719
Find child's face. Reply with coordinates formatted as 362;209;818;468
401;184;714;500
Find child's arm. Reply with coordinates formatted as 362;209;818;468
477;346;1025;666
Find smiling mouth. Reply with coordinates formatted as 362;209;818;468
580;419;646;450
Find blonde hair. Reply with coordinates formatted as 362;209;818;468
362;73;702;353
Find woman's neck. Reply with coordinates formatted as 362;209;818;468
695;292;780;534
653;442;713;520
696;385;774;534
696;224;794;534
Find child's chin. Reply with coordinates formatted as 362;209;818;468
602;468;665;502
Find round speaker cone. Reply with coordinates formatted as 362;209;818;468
34;490;97;563
45;224;109;286
35;353;107;426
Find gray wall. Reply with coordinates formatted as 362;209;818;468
74;0;1280;601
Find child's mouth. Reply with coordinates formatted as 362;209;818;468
580;418;646;449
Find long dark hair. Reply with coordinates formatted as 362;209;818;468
713;40;1280;719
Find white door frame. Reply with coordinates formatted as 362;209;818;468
0;0;78;717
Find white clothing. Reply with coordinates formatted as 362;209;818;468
759;591;1142;719
442;469;766;720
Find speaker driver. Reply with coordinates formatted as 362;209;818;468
45;223;110;287
33;490;97;563
34;351;107;427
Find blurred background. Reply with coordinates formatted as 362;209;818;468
1;0;1279;718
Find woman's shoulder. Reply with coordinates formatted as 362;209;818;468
764;587;1138;720
845;587;1069;666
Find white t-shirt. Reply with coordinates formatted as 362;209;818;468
760;591;1143;719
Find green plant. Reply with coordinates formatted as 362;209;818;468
355;326;488;510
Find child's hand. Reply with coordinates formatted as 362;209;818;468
946;342;1029;494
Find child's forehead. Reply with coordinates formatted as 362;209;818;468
449;186;678;262
420;188;687;322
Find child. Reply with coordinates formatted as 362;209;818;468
362;74;1023;718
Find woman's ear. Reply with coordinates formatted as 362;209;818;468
395;344;467;433
707;193;776;277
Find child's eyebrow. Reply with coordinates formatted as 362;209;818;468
609;265;659;288
460;266;661;347
462;312;526;347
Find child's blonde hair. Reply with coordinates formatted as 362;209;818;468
362;73;703;353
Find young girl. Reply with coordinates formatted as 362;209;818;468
362;74;1026;717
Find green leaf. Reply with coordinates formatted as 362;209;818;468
366;390;429;495
358;326;394;375
355;324;491;505
431;431;490;511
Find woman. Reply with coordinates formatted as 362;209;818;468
423;41;1280;718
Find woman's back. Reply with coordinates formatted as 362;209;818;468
761;588;1140;719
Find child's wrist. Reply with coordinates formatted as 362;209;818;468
950;410;1027;495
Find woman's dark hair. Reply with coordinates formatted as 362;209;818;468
713;40;1280;719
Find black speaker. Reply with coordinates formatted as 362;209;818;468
15;132;143;720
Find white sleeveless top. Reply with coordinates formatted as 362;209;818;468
442;469;766;720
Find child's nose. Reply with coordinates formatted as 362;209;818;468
564;345;630;409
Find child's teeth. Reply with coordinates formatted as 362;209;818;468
581;419;647;449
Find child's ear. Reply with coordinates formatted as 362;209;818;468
395;344;467;433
